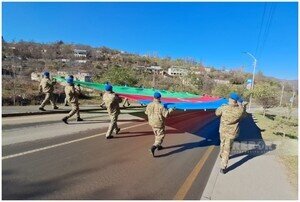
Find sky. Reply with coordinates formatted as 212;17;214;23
2;2;298;80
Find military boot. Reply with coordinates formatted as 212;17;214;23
62;117;68;124
39;107;46;111
149;145;157;157
157;145;163;150
220;168;227;174
77;117;83;122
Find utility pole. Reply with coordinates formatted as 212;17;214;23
12;65;16;106
290;91;296;108
243;52;257;111
152;72;156;89
279;83;284;107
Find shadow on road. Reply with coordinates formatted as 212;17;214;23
2;167;100;199
156;118;221;158
114;129;181;139
225;114;277;173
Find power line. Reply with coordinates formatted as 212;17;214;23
255;3;267;57
257;3;277;61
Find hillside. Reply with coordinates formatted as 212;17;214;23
2;39;297;106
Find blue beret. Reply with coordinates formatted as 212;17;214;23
154;92;161;99
238;97;244;103
229;92;239;101
44;71;50;77
105;84;113;91
66;76;74;84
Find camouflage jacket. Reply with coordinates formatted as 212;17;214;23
145;99;173;128
65;84;80;103
215;103;244;137
103;92;122;116
39;78;56;93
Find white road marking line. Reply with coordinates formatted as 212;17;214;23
2;111;200;160
3;113;105;121
2;122;148;160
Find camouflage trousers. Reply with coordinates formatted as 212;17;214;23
66;102;80;119
122;98;130;107
64;97;68;106
100;100;105;107
152;127;165;147
40;92;57;108
106;114;119;137
220;134;235;169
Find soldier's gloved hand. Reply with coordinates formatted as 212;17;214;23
168;107;175;112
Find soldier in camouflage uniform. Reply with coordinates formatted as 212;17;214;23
145;92;174;157
38;71;58;111
103;84;122;139
100;82;110;108
63;75;77;106
215;92;244;174
62;76;83;124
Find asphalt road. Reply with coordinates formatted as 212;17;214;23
2;109;221;199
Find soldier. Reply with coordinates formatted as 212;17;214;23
145;92;174;157
38;71;58;111
215;92;244;174
103;84;122;139
62;76;83;124
63;75;74;106
100;82;110;108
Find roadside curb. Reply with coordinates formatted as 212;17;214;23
2;106;146;117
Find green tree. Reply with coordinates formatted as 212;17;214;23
212;84;231;98
252;83;279;116
96;67;139;86
186;73;204;93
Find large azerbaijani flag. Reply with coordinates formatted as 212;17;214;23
55;77;228;110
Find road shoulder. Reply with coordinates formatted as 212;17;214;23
201;147;297;200
201;114;298;200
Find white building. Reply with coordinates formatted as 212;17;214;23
75;60;87;64
74;72;92;82
31;72;42;81
167;66;188;76
146;66;162;74
57;71;69;77
214;79;230;84
61;59;70;62
204;67;211;72
74;49;87;57
190;66;206;75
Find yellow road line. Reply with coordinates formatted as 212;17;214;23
174;146;215;200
